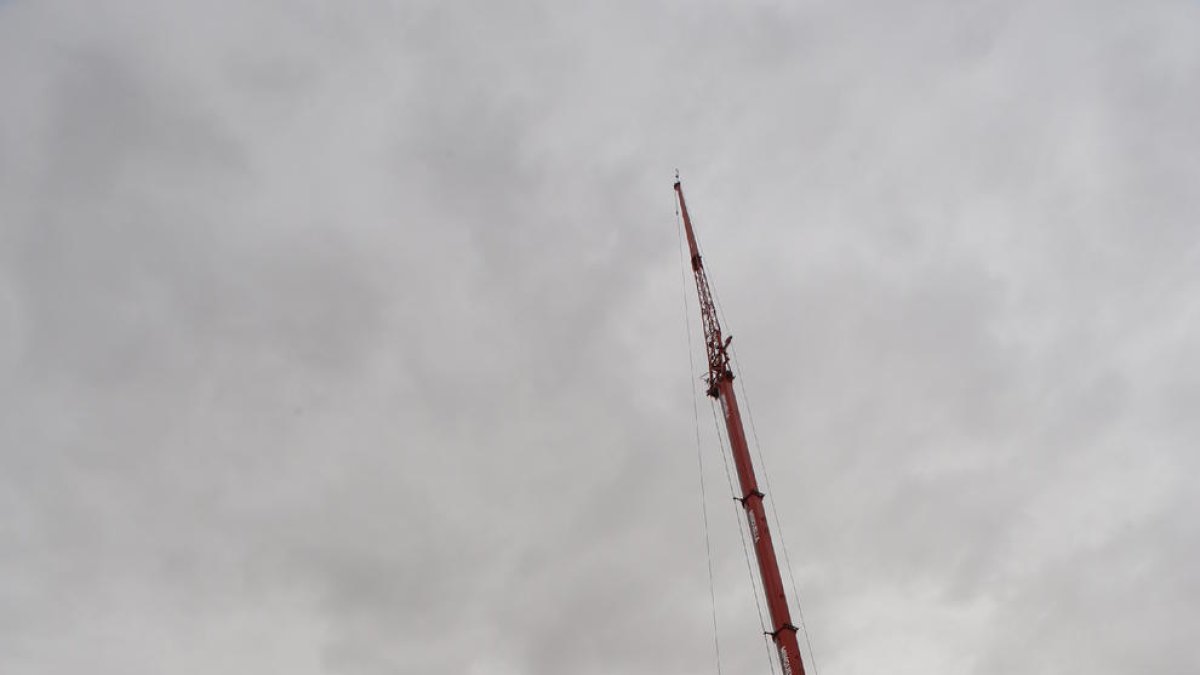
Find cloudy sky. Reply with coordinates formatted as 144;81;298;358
2;1;1198;673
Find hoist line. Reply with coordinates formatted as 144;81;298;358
707;398;778;675
730;348;822;675
676;191;725;675
685;197;777;675
710;275;823;675
692;211;819;675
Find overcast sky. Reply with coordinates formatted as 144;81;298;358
2;1;1198;674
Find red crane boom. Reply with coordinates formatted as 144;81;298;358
675;179;806;675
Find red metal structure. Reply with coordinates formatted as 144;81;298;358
675;179;807;675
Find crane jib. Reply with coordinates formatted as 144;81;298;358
675;179;808;675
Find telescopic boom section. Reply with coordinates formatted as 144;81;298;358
675;180;806;675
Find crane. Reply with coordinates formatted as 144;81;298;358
675;178;807;675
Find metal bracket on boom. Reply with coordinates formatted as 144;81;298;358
734;489;766;504
765;623;800;638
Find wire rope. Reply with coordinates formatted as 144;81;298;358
730;350;821;675
676;190;724;675
687;188;818;675
709;399;778;675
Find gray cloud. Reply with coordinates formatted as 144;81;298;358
2;1;1198;673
